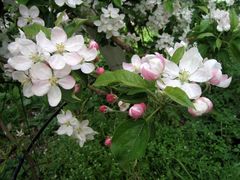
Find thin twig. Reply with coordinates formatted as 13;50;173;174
88;84;108;95
12;102;67;180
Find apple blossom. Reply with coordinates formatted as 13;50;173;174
106;94;118;103
118;101;130;112
122;55;142;73
212;9;230;32
96;67;105;75
17;5;44;27
89;40;99;50
30;63;75;107
129;103;147;119
140;53;165;80
104;136;112;147
188;97;213;116
54;0;83;8
157;47;212;99
56;110;79;136
36;27;84;70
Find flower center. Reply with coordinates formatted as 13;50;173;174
27;17;33;23
56;43;65;54
179;71;190;83
50;77;58;85
30;53;44;63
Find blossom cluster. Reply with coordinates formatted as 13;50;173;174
6;27;98;107
57;110;97;147
94;4;125;39
123;45;232;116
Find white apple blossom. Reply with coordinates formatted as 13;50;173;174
122;55;142;73
73;120;98;147
94;4;125;39
166;41;187;57
157;47;212;99
54;0;83;8
56;11;69;24
12;71;33;98
57;110;79;136
17;5;45;27
211;9;231;32
30;63;75;107
155;33;174;51
36;27;84;70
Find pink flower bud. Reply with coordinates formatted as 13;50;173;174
188;97;213;116
73;84;80;93
104;136;112;147
89;40;99;50
99;105;108;113
140;55;165;80
96;67;105;75
106;94;118;104
129;103;147;119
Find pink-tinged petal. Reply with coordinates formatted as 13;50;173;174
32;17;45;26
51;27;67;44
30;62;52;80
23;81;33;98
65;110;73;119
181;83;202;99
29;6;39;18
200;97;213;113
163;60;180;79
64;52;82;66
217;75;232;88
122;62;134;72
57;114;68;124
204;59;222;70
57;75;75;89
209;69;222;85
8;56;33;71
140;64;159;80
79;48;97;62
80;63;95;74
131;55;142;67
54;65;71;78
47;85;62;107
32;80;51;96
65;35;84;52
19;5;29;18
36;31;56;53
55;0;65;6
17;17;28;27
179;47;203;74
189;66;211;83
48;54;66;70
12;71;28;83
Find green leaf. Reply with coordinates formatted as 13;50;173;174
22;23;51;39
230;9;239;31
64;18;88;37
171;46;185;64
197;6;208;14
194;19;211;33
112;0;122;8
111;119;150;162
17;0;29;4
93;70;155;91
164;87;193;108
197;32;215;39
216;38;222;50
163;0;173;13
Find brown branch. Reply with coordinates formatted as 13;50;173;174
112;36;134;53
88;85;108;95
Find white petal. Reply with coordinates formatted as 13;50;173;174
54;65;71;78
204;59;222;70
163;60;180;79
179;47;203;74
122;63;134;72
55;0;65;6
30;63;52;80
181;83;202;99
8;56;33;71
79;48;97;62
29;6;39;18
23;81;33;98
57;75;75;89
51;27;67;44
217;76;232;88
48;85;62;107
36;31;56;53
189;66;211;83
48;54;66;70
131;55;142;67
19;5;29;18
63;52;82;66
80;63;95;74
57;125;67;135
17;17;28;27
32;17;45;26
19;41;37;56
65;35;84;52
32;80;51;96
65;126;74;136
12;71;28;83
